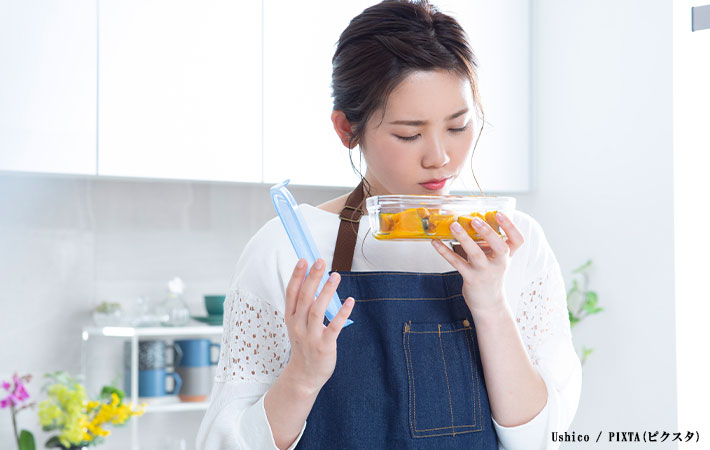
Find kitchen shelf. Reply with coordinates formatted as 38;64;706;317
80;323;223;450
142;400;210;414
82;325;223;338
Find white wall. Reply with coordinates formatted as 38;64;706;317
530;0;678;448
673;0;710;447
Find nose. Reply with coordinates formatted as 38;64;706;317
421;134;450;168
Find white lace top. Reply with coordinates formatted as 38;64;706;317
196;204;582;450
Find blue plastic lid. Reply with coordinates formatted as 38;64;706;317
270;180;354;328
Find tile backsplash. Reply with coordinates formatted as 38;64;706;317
0;173;352;448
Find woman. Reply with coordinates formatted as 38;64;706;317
197;1;581;449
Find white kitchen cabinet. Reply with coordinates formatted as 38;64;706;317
262;0;373;188
0;0;97;175
263;0;530;193
97;0;262;182
1;0;529;190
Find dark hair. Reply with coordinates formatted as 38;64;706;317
331;0;485;196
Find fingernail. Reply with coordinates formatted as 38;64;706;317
472;217;484;228
431;239;441;248
496;211;506;222
297;259;306;269
327;273;338;283
314;259;324;270
450;222;463;232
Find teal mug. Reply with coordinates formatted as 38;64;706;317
204;294;225;316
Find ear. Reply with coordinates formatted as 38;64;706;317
331;110;358;148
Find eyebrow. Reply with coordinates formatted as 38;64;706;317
387;108;469;126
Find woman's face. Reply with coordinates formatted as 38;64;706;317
360;69;476;196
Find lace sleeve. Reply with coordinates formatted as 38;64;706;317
515;260;572;367
215;288;291;383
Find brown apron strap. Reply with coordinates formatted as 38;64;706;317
453;244;468;259
332;180;367;272
331;180;468;271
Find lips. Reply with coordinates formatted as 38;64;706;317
420;177;449;191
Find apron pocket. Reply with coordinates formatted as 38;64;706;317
402;319;483;438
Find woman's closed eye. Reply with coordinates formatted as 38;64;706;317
449;124;469;133
394;133;420;142
393;123;470;142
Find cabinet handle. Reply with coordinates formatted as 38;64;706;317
692;5;710;32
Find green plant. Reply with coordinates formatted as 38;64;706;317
38;371;144;448
566;259;603;365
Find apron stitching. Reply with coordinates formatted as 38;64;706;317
409;329;468;334
406;322;478;435
464;325;479;429
466;326;484;431
407;336;474;436
404;326;416;436
438;324;457;437
414;429;482;436
339;272;460;277
352;295;463;302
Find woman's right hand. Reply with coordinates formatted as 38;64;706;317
283;257;355;395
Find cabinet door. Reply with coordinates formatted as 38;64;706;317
0;0;97;175
437;0;531;194
262;0;374;188
98;0;261;182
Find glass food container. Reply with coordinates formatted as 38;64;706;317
365;194;516;243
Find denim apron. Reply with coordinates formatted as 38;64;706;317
295;181;498;450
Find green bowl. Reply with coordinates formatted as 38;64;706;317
204;294;226;316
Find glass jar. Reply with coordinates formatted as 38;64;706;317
158;293;190;327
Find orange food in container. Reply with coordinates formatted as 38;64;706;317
366;194;516;243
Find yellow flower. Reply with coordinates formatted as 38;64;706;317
38;400;64;427
58;412;87;447
86;400;100;410
40;376;145;447
40;381;89;447
87;417;110;438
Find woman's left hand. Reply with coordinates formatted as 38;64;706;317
431;211;525;316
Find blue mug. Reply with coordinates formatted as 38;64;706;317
125;368;182;398
174;339;220;367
